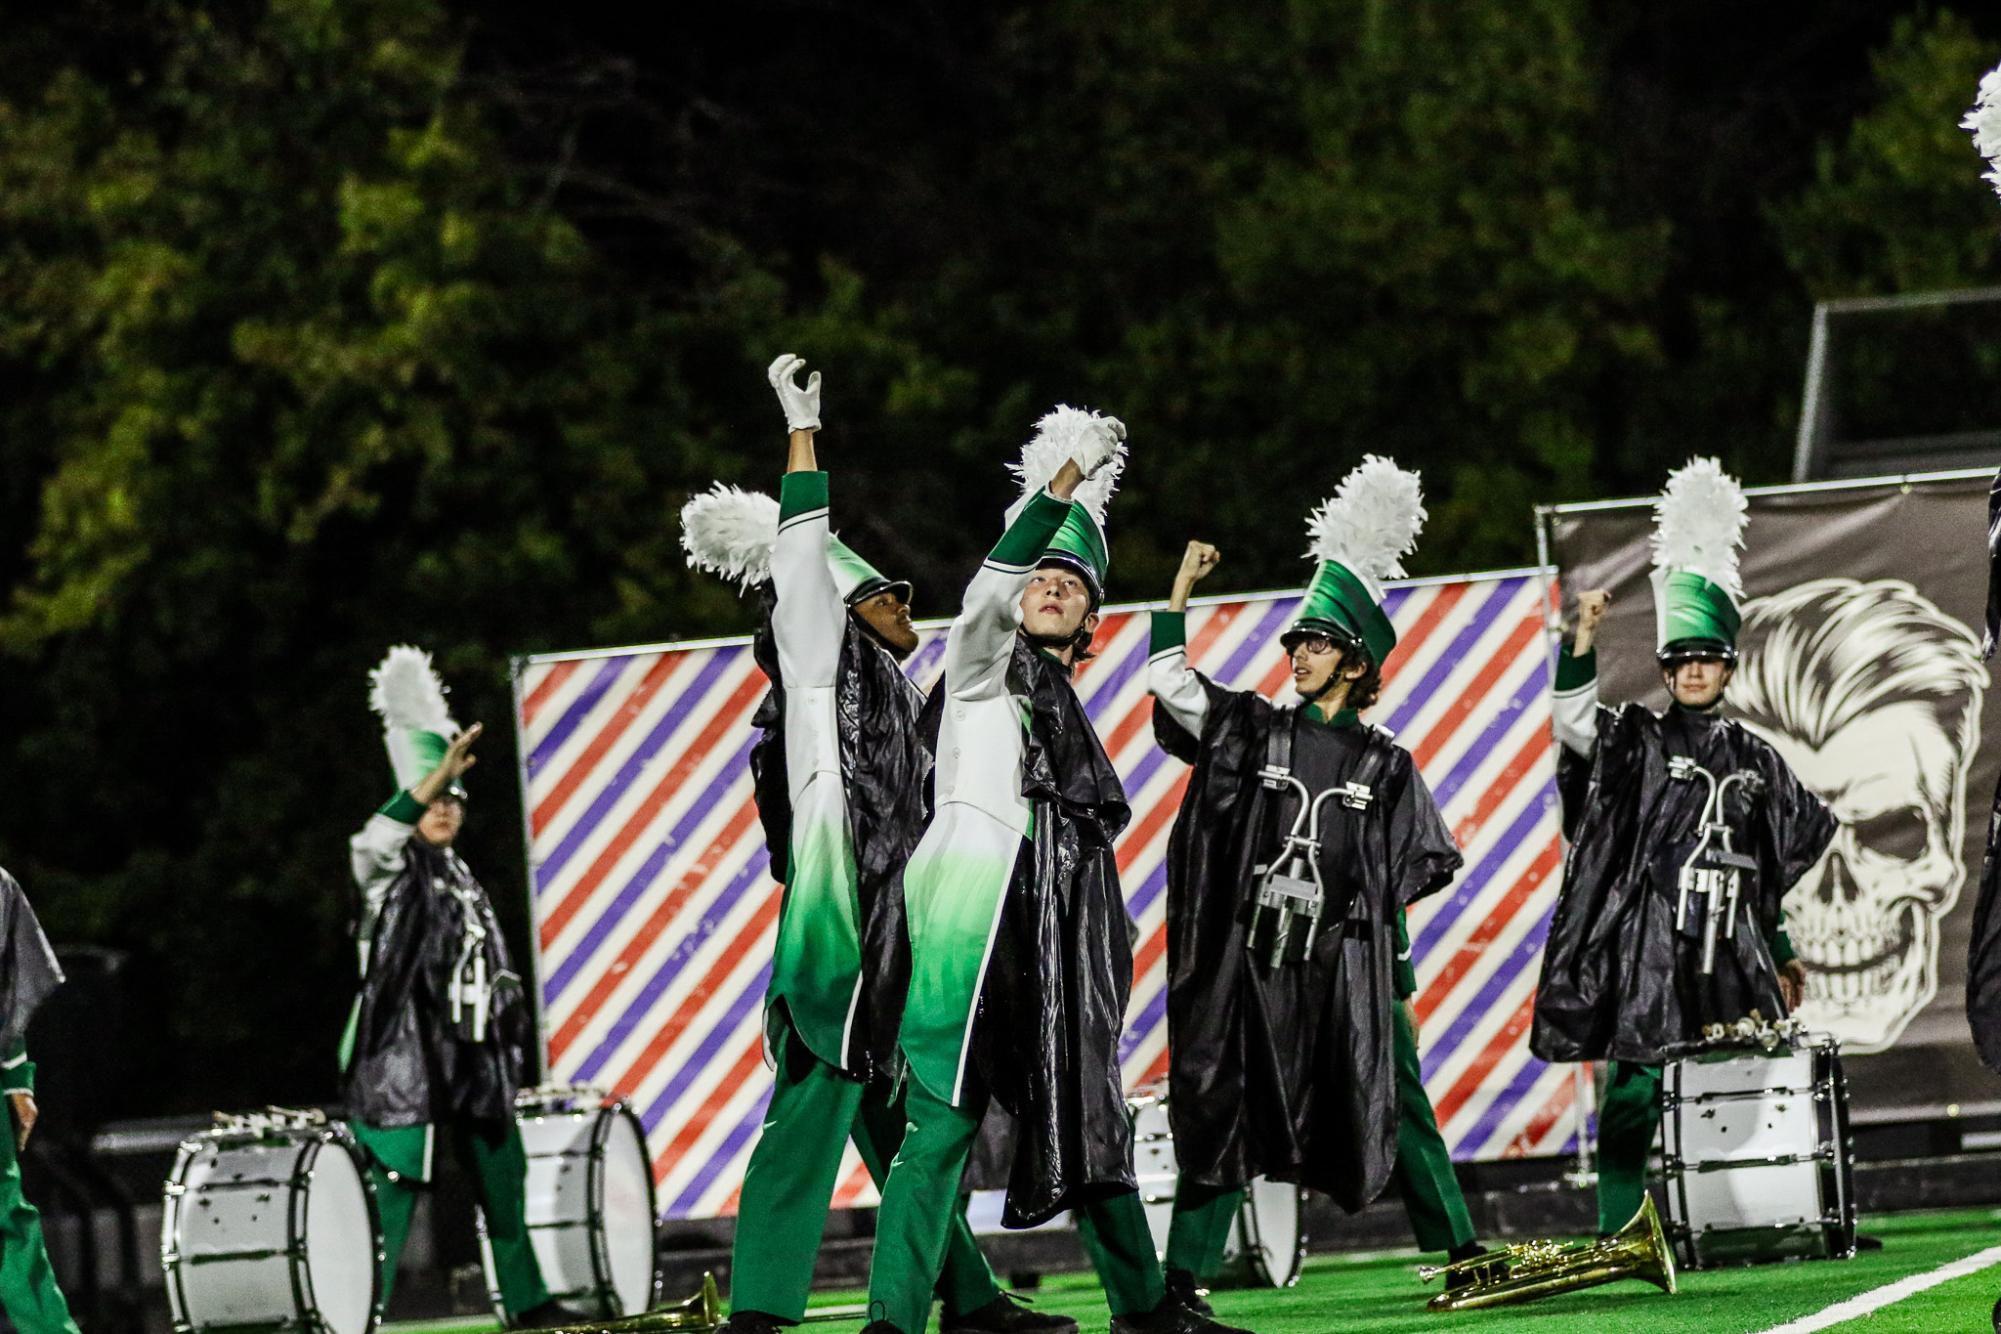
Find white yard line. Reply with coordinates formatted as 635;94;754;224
1752;1243;2001;1333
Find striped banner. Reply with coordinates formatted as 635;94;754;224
514;570;1568;1220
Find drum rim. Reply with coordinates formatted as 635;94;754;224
585;1097;659;1316
160;1123;383;1334
1236;1179;1305;1289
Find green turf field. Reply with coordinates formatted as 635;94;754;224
387;1207;2001;1334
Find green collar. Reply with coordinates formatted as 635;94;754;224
1303;704;1360;729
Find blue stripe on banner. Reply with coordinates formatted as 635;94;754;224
1118;983;1169;1063
1216;599;1300;682
573;844;774;1084
529;656;634;775
1127;853;1170;923
907;634;947;691
670;1088;777;1216
544;734;759;1003
1414;777;1556;958
1122;744;1171;808
1428;658;1546;811
1423;904;1554;1075
1459;1054;1553;1155
641;960;773;1134
535;648;742;892
1080;622;1151;714
1380;580;1519;737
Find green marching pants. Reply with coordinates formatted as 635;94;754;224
730;1023;1002;1323
1596;1061;1663;1236
1388;1002;1475;1254
1163;1001;1474;1277
349;1118;551;1318
0;1118;80;1334
871;1076;1165;1334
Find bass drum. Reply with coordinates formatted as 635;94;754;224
1125;1088;1304;1289
481;1085;659;1318
162;1112;382;1334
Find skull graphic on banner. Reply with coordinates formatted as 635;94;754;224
1729;578;1985;1051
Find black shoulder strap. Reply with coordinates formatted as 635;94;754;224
1265;704;1296;777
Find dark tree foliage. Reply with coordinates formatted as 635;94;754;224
0;0;1994;1117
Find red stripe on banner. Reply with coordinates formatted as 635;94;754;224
521;659;579;729
1508;1068;1577;1158
1137;1045;1171;1089
549;802;767;1062
654;1033;766;1179
1132;920;1167;985
608;886;784;1093
1410;614;1541;771
832;1158;874;1207
1075;612;1133;681
1116;771;1190;876
532;652;687;838
539;670;766;950
1451;726;1551;848
1434;990;1538;1129
1380;582;1469;689
1415;838;1562;1025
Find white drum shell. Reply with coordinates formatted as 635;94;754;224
482;1088;658;1318
1663;1040;1854;1269
1125;1091;1302;1289
162;1126;380;1334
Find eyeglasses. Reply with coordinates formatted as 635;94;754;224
1289;635;1338;656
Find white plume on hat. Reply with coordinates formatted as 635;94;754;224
368;645;458;736
1008;404;1128;525
1964;62;2001;199
1304;455;1427;595
1651;457;1748;599
680;483;781;589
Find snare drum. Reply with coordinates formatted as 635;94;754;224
1661;1035;1855;1269
161;1112;382;1334
480;1085;658;1318
1126;1088;1304;1289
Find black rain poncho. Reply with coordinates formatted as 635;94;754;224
344;840;530;1127
1154;681;1460;1212
0;869;62;1054
1532;703;1835;1065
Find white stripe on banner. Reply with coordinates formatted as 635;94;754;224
515;572;1566;1218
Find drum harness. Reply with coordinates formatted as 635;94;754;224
1667;756;1764;977
1247;709;1389;968
440;863;496;1044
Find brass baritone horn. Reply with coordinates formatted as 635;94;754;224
1418;1195;1678;1312
535;1273;722;1332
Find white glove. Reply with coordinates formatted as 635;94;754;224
767;353;822;433
1077;414;1126;476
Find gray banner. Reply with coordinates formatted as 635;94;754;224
1548;472;1995;1121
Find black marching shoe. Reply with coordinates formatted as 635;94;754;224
716;1314;790;1334
941;1290;1079;1333
508;1301;594;1331
1109;1294;1254;1334
861;1324;904;1334
1162;1267;1213;1317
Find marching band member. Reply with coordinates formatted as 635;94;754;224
0;867;76;1334
1146;460;1470;1306
684;357;1067;1334
863;412;1247;1334
1530;459;1835;1235
341;650;575;1328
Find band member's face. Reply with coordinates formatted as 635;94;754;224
1289;635;1364;699
418;795;465;847
1019;566;1097;644
854;589;919;657
1665;657;1732;708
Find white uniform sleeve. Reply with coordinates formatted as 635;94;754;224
1551;649;1601;757
349;806;417;964
1147;611;1209;737
944;489;1075;702
771;471;845;690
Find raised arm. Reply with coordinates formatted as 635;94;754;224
350;724;481;935
766;355;844;688
944;459;1083;699
1149;540;1222;737
1551;589;1609;757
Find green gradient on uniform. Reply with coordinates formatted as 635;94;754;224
899;839;1020;1103
766;791;863;1068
